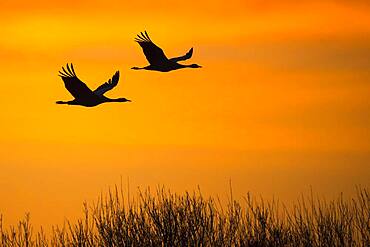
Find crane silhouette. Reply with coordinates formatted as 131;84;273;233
57;64;131;107
132;31;201;72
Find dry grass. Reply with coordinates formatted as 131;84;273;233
1;186;369;246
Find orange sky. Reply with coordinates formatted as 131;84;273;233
0;0;369;229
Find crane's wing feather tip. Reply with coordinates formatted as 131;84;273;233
138;32;150;42
59;71;68;77
70;64;76;76
62;67;70;76
66;64;74;75
144;31;151;41
136;34;145;40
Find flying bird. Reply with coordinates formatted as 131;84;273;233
132;31;201;72
57;64;131;107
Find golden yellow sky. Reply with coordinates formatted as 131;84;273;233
0;0;369;228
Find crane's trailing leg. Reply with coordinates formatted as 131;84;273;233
131;66;145;70
56;100;74;105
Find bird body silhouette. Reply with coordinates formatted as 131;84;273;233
132;31;201;72
57;64;130;107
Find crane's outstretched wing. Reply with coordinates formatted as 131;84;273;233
93;71;120;96
58;64;95;100
170;48;193;62
134;31;168;66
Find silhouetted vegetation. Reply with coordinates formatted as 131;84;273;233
1;186;369;246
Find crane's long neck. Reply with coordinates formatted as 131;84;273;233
175;64;193;69
182;64;200;68
106;98;131;103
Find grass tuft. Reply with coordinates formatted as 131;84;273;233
1;186;369;246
